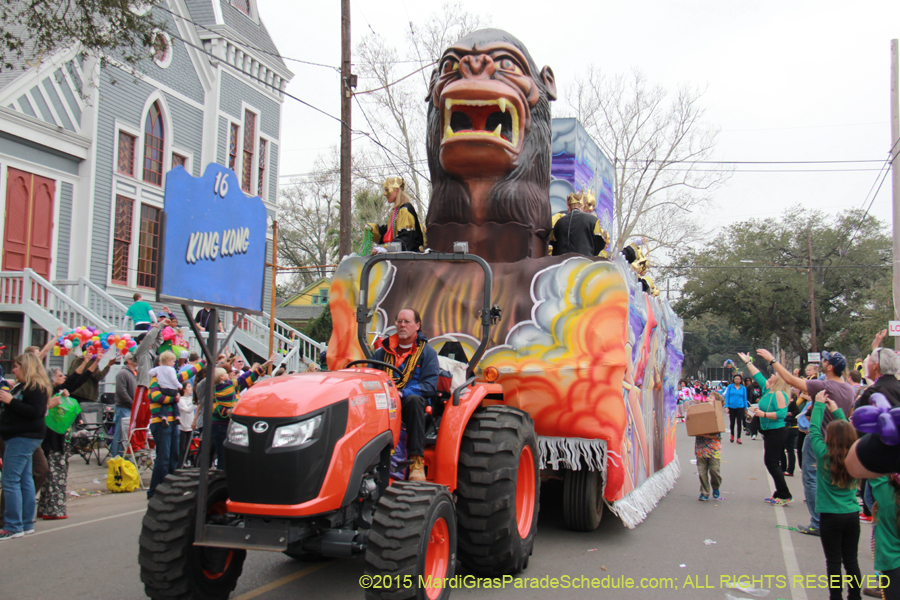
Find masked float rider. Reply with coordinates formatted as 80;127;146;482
373;308;439;481
367;177;426;253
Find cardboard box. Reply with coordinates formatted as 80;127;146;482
686;400;725;436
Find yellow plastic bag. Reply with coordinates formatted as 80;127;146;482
106;457;140;493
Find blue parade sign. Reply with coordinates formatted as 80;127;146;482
156;164;267;314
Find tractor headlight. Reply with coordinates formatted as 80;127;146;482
272;415;322;449
226;421;249;447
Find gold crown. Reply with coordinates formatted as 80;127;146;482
383;176;405;191
567;189;595;207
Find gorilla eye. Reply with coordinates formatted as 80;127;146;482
498;58;522;74
442;59;459;74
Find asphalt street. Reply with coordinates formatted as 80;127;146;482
0;423;875;600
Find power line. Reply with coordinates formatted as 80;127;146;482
354;61;436;95
156;3;340;72
659;264;889;270
164;31;345;126
626;158;885;165
351;95;432;186
834;137;900;266
280;157;428;180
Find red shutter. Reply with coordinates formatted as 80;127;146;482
2;167;55;280
29;174;55;279
3;168;31;271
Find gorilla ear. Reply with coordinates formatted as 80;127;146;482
425;67;439;102
540;65;557;101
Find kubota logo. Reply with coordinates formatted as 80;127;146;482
252;421;269;433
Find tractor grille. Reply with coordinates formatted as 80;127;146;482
225;400;349;506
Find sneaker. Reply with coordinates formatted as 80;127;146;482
730;435;734;443
42;515;67;520
736;439;742;445
797;524;820;536
698;494;709;501
0;530;23;541
764;497;777;504
713;489;721;499
23;529;34;536
772;498;792;507
785;472;794;477
860;514;874;524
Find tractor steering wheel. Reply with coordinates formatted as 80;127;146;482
345;359;404;381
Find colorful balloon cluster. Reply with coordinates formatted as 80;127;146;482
53;326;138;358
850;393;900;445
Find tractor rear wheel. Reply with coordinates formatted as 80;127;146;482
139;469;246;600
562;468;604;531
456;406;539;576
364;481;456;600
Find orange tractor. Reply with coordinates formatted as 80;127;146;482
139;252;540;600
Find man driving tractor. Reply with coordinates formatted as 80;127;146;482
372;308;438;481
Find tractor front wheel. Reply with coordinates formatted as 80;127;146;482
139;469;246;600
456;406;539;576
365;481;457;600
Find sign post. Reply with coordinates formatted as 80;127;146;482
156;164;269;544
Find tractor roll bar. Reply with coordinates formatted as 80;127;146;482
355;251;496;381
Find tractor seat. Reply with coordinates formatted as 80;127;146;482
424;355;468;446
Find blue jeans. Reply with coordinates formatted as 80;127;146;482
2;437;43;533
864;481;875;512
148;421;181;498
110;406;131;458
802;434;819;529
211;421;228;470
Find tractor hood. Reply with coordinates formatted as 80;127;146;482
233;369;397;419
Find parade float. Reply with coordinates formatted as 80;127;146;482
327;28;684;530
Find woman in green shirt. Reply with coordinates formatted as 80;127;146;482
738;353;792;504
808;392;861;600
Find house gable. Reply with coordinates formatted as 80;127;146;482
281;278;332;307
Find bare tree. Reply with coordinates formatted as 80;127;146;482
354;3;489;215
278;149;389;291
278;152;342;289
567;68;730;253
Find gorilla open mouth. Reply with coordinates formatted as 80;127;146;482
443;98;520;148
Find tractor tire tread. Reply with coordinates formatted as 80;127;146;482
138;470;246;600
455;406;539;577
364;481;456;600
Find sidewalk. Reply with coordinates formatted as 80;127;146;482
65;450;151;502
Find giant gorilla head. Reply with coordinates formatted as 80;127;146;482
425;29;557;260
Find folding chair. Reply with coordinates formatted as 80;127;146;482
121;417;153;490
71;402;107;466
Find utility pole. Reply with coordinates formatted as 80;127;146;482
807;228;817;353
267;220;278;374
339;0;352;258
891;39;900;350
